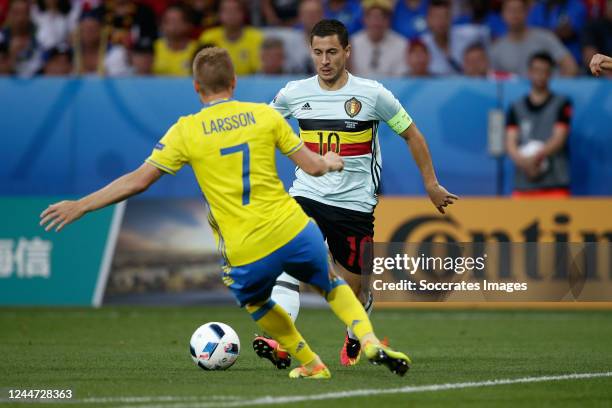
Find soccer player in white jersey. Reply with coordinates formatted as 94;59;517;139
252;19;458;369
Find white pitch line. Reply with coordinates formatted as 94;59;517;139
111;371;612;408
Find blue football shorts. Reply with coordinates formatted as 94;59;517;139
223;221;332;307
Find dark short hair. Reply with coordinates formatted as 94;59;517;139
310;19;349;48
429;0;451;9
463;42;487;56
529;51;555;69
43;43;73;62
164;4;193;23
79;9;103;23
262;37;284;51
408;38;428;54
503;0;529;10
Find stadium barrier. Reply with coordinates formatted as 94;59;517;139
0;198;124;306
0;77;611;197
1;197;611;306
106;197;612;306
372;198;612;306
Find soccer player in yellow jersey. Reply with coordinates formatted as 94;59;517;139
39;47;412;379
199;0;263;75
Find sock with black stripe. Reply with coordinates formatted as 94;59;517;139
271;272;301;322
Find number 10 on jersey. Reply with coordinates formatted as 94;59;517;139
318;131;340;155
220;143;251;205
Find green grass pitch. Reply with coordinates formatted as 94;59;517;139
1;307;612;407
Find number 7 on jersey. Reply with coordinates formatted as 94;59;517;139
220;143;251;205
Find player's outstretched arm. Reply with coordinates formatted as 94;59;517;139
589;53;612;76
289;146;344;176
400;124;458;214
40;163;163;232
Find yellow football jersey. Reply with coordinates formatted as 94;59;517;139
152;39;199;76
199;27;263;75
146;100;309;266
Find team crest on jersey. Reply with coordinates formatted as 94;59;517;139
344;97;362;118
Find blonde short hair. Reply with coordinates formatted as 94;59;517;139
192;47;235;94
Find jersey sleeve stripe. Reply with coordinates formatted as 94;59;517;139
145;159;177;175
285;141;304;156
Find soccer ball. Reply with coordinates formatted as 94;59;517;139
189;322;240;370
519;140;549;172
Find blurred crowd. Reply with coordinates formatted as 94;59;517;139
0;0;610;78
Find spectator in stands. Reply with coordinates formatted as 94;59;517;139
294;0;323;72
259;37;286;74
324;0;363;34
73;13;130;76
41;43;73;75
528;0;587;66
0;41;12;75
200;0;263;75
153;5;197;76
490;0;578;77
405;38;432;77
0;0;43;77
505;52;572;198
351;0;407;77
421;0;489;75
137;0;169;19
261;0;300;26
73;13;104;75
462;42;489;77
391;0;429;40
454;0;507;39
130;37;153;75
31;0;81;51
95;0;157;49
263;0;322;74
582;0;612;74
188;0;219;37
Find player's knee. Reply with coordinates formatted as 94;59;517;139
246;299;276;321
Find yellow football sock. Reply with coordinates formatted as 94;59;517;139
326;278;374;340
246;300;317;366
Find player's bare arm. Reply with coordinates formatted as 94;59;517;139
289;147;344;176
400;123;458;214
589;53;612;76
40;163;163;232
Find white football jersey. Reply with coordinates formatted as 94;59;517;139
271;73;412;212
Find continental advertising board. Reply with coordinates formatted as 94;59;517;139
371;198;612;303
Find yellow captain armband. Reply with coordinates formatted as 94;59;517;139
387;108;413;134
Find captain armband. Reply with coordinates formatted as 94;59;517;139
387;108;413;134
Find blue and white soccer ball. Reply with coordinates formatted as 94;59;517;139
189;322;240;370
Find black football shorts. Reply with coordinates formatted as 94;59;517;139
294;196;374;275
